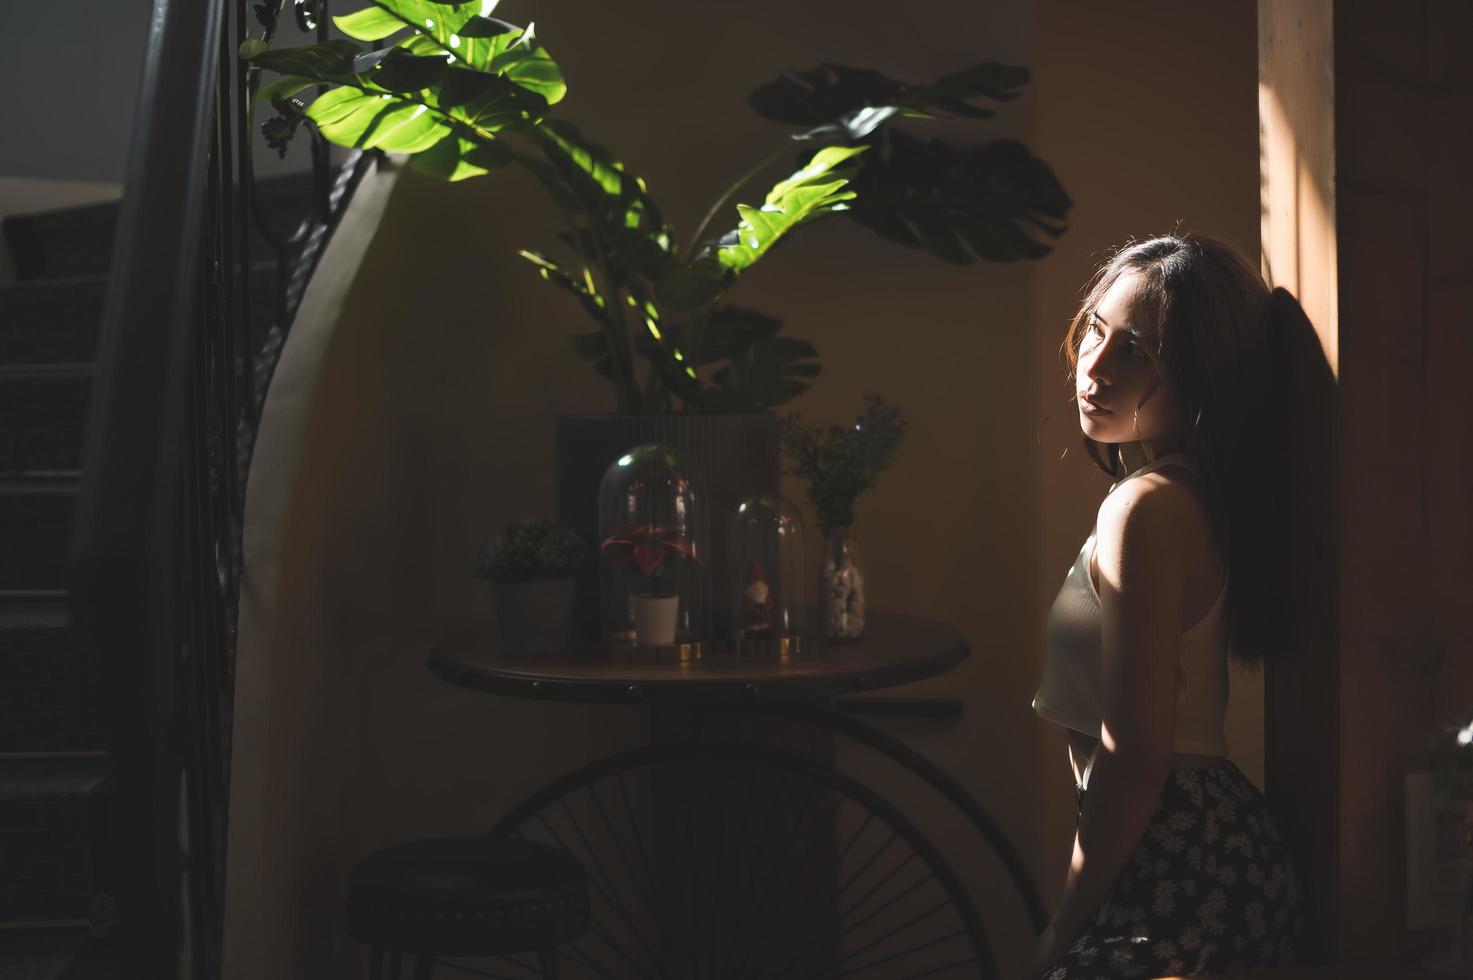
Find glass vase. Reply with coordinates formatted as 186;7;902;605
818;523;865;642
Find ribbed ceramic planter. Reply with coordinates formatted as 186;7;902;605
555;413;780;642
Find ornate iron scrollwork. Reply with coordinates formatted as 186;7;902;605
174;0;374;973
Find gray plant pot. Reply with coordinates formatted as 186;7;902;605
490;578;578;654
556;413;781;642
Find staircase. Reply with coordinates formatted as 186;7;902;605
0;178;307;979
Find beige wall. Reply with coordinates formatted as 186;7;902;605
226;2;1262;975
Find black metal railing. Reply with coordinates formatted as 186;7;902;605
69;0;373;975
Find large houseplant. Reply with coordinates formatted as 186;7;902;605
245;0;1070;636
245;0;1071;415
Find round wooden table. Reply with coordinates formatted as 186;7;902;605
425;610;1044;980
428;609;969;705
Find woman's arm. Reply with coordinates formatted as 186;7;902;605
1023;478;1191;973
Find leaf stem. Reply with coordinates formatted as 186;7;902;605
684;140;794;263
687;307;714;382
506;133;641;412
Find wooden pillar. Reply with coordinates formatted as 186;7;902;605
1260;0;1473;962
1259;1;1340;962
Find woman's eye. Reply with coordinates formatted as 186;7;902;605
1126;340;1150;361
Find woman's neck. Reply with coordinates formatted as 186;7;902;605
1116;440;1187;475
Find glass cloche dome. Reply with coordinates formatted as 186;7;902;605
597;444;708;655
725;494;807;656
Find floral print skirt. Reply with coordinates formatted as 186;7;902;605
1045;761;1306;978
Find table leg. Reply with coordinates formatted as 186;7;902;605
648;703;842;977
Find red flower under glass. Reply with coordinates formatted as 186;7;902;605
600;523;700;578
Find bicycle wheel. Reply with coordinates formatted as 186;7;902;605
459;738;999;980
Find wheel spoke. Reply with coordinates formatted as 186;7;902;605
727;765;793;960
587;776;663;931
825;927;969;980
678;761;701;978
893;957;980;980
840;871;932;939
835;897;953;971
436;958;534;980
709;758;728;980
496;740;994;980
556;793;660;972
559;937;637;980
613;769;664;929
768;821;902;979
533;812;665;980
748;788;848;975
729;780;834;978
484;953;541;977
837;852;921;933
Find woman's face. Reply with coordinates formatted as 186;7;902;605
1075;270;1184;449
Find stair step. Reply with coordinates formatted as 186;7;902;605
1;203;115;284
1;171;315;282
0;478;76;592
0;755;110;803
0;592;104;755
0;598;68;631
0;263;282;372
0;278;106;367
0;926;112;980
0;374;89;475
0;756;111;924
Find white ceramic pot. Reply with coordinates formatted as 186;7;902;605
631;593;680;646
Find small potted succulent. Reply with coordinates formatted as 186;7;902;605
599;523;700;646
476;518;588;654
780;395;907;642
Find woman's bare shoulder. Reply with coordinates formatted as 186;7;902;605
1096;470;1212;556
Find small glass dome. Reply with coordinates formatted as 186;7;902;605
597;444;708;655
726;495;807;656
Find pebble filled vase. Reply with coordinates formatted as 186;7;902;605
818;523;865;642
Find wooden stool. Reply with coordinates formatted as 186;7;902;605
345;836;589;979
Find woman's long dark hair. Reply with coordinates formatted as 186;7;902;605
1061;234;1291;667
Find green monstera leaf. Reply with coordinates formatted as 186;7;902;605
517;250;608;325
843;129;1071;263
333;0;561;96
402;20;566;103
528;121;671;261
333;0;481;45
249;42;547;146
749;61;1030;141
652;144;865;322
707;144;867;275
521;120;697;391
410;132;514;181
692;306;782;364
702;334;822;412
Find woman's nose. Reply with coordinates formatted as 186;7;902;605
1080;343;1112;385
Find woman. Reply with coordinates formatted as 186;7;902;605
1024;234;1305;977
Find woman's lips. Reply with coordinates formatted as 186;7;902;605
1079;393;1112;415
